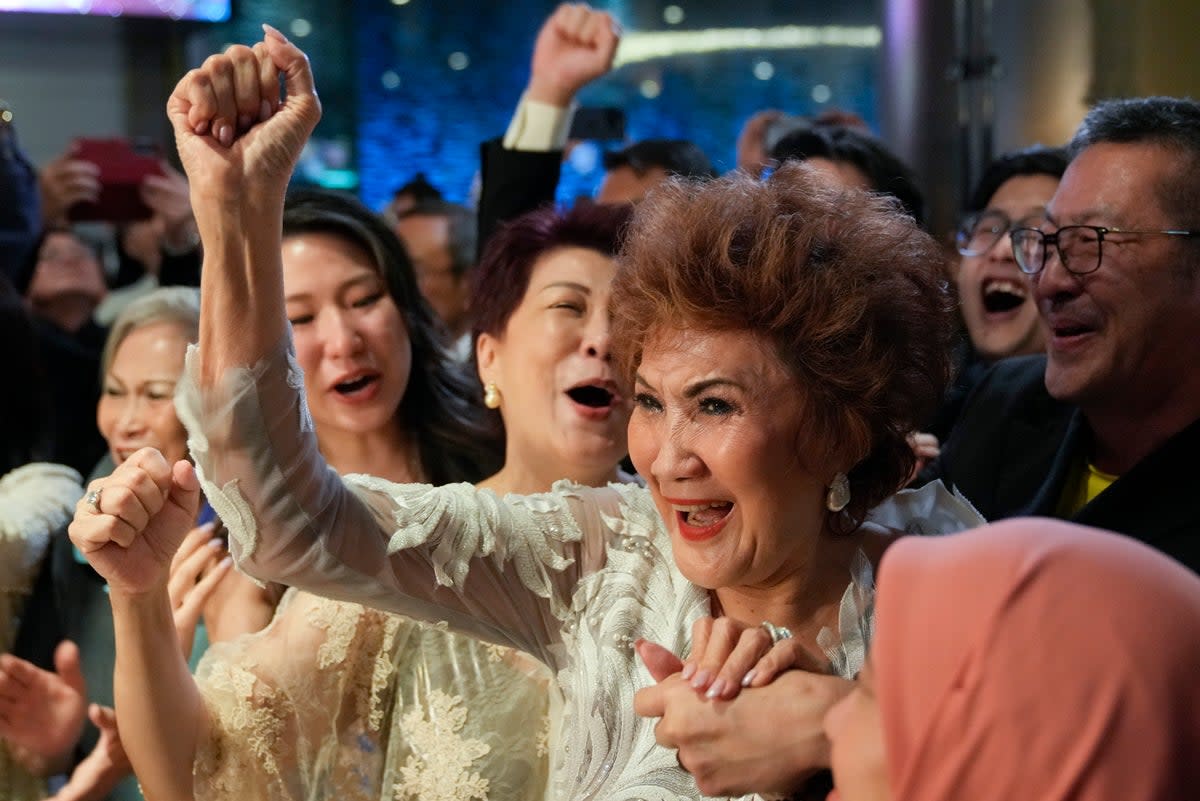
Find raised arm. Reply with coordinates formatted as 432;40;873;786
479;3;621;252
169;30;619;660
168;26;320;380
68;451;208;801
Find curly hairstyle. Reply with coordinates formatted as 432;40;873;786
283;188;501;485
611;162;957;526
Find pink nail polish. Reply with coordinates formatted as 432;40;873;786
195;119;209;136
680;663;696;681
260;99;272;121
705;679;726;699
219;124;232;146
690;669;710;689
741;670;757;687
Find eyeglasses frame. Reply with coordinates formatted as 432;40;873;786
1008;225;1200;276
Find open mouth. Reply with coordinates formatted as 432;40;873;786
334;372;380;396
566;384;616;409
676;501;734;529
981;278;1027;314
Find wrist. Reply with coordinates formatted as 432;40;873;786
525;77;576;108
109;583;171;611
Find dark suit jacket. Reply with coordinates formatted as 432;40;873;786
927;354;1200;572
476;138;562;261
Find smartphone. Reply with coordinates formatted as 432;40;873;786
67;137;164;223
569;107;626;142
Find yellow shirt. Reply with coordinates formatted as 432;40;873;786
1057;459;1120;518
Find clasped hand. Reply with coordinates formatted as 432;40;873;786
633;617;853;798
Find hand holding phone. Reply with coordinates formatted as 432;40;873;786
66;137;164;223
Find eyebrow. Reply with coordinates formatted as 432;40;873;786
285;273;379;303
632;374;746;397
684;378;746;398
538;281;591;294
1045;208;1110;227
104;375;179;388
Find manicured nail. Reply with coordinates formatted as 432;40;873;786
705;679;726;699
741;669;758;687
237;113;252;130
262;23;289;43
680;662;696;681
194;119;209;136
206;537;225;549
690;669;710;690
260;99;272;121
219;555;233;568
218;124;232;146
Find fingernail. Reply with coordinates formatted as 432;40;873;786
690;669;710;690
705;678;726;699
260;99;272;121
680;662;696;681
206;537;225;549
219;555;233;568
195;119;209;136
237;113;252;130
218;124;232;146
262;23;289;43
741;669;757;687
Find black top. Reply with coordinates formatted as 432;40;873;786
925;354;1200;572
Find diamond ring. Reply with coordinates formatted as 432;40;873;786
84;488;103;513
760;621;793;645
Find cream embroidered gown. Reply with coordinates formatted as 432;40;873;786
177;337;984;801
192;589;555;801
0;463;83;801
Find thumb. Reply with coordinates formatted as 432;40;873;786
168;460;202;522
53;640;86;698
636;638;684;682
261;25;319;106
88;704;118;735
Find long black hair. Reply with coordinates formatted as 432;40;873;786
282;189;501;485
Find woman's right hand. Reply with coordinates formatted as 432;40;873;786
68;448;202;597
166;25;321;216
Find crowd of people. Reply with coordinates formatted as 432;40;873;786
2;4;1199;801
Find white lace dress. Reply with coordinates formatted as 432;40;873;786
177;336;984;801
0;463;84;801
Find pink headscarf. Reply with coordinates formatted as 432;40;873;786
874;518;1200;801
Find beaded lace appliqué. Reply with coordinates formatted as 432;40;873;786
392;691;491;801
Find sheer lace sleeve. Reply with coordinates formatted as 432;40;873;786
176;335;621;663
194;590;553;801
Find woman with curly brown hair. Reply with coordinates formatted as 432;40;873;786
72;31;983;801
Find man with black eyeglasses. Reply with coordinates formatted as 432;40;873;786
924;96;1200;573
